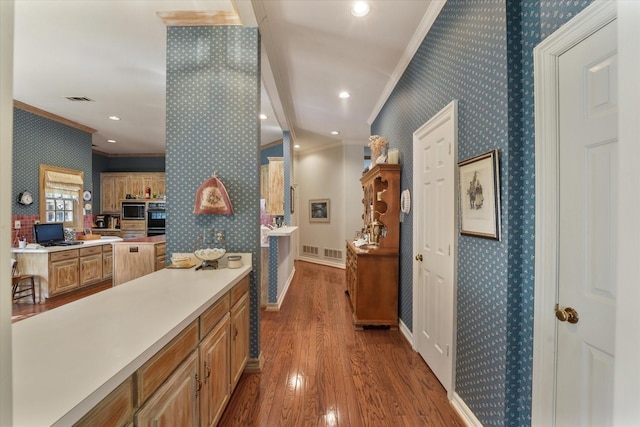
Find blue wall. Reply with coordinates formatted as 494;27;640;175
260;143;283;165
12;108;93;215
371;1;591;425
165;26;261;359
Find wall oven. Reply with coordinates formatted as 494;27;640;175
147;202;166;236
121;202;146;220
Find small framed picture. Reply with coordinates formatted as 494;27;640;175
309;199;330;223
84;228;92;235
458;149;501;240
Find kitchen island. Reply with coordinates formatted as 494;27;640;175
112;234;166;286
11;236;122;300
12;253;252;426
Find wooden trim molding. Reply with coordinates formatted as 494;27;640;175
13;100;96;134
244;352;264;373
92;149;166;158
157;10;242;27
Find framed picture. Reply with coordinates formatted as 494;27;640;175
309;199;330;223
84;228;92;235
458;149;501;240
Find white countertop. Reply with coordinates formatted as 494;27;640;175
12;253;252;426
11;236;123;254
267;225;298;236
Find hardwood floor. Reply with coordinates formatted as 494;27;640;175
11;281;112;323
11;261;464;426
220;261;464;427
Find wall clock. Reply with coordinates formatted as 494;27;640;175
17;191;33;206
83;190;92;201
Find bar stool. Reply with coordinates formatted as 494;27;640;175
12;260;37;304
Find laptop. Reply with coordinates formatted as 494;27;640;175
33;223;84;247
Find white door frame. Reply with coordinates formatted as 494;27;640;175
412;100;458;400
532;2;617;425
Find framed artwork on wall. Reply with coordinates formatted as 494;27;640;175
458;149;501;240
309;199;330;223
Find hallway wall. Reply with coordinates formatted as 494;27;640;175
371;0;592;425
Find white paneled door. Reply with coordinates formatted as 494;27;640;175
413;100;457;394
556;18;617;426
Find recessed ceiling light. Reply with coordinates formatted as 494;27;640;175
339;91;350;99
294;144;300;149
108;116;121;121
331;131;340;135
259;114;268;120
107;139;116;144
351;1;370;17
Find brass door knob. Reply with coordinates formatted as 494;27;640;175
415;254;423;261
555;306;579;324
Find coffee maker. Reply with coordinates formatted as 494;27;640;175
95;215;109;228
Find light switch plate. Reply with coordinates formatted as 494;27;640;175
14;220;21;229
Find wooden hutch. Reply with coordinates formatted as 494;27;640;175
346;163;401;329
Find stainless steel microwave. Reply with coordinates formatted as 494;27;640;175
121;202;145;220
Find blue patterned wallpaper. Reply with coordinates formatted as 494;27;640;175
165;26;261;358
12;107;93;215
372;0;591;425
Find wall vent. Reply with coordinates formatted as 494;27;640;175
324;248;343;260
65;96;95;102
302;245;319;256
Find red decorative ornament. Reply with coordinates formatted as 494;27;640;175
193;173;234;215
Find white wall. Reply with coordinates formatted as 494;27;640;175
343;144;366;240
0;1;14;424
294;143;368;268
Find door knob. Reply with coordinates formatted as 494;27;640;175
555;306;579;324
415;254;423;261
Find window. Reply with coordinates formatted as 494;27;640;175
39;165;84;230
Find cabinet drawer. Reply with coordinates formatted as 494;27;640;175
155;243;166;257
102;244;112;253
231;275;249;307
80;246;102;257
155;256;166;271
50;249;79;262
121;220;146;231
136;320;199;405
73;377;133;427
200;293;230;339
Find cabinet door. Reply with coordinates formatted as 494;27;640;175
200;314;230;427
100;175;117;214
102;251;113;280
266;158;284;215
49;258;79;295
128;175;145;200
114;175;129;205
80;254;103;286
230;292;249;389
136;351;199;427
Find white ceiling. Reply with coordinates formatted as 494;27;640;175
13;0;439;155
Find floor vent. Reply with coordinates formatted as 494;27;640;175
302;245;319;256
324;248;343;260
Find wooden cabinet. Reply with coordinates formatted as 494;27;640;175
100;174;129;214
79;246;103;286
49;250;80;295
100;172;166;214
230;277;249;388
200;314;231;427
73;377;133;427
265;157;284;215
16;243;115;299
346;163;401;329
346;242;399;329
133;277;249;427
102;244;113;280
136;351;200;427
112;237;166;286
120;220;146;240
